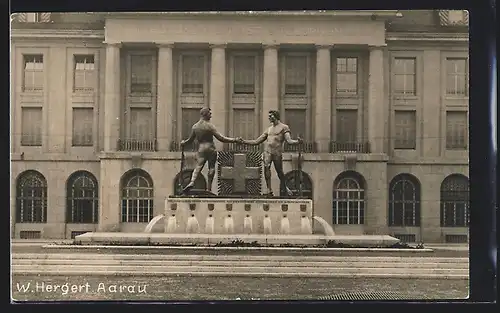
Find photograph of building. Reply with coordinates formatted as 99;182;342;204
10;10;469;243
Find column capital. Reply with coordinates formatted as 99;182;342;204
315;44;333;50
368;44;388;51
209;43;227;49
103;41;122;48
262;43;279;50
156;42;175;49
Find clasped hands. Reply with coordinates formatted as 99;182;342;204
234;137;245;144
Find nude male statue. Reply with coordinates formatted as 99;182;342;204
180;107;240;193
238;110;302;196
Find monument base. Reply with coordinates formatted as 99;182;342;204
74;233;400;247
165;196;314;235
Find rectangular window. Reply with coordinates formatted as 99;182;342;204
394;110;417;149
336;109;358;143
233;56;255;94
180;108;201;151
182;55;205;94
284;109;306;138
74;55;95;92
446;111;468;150
284;56;307;95
129;108;153;141
446;58;468;96
130;55;153;93
21;107;42;146
336;57;358;94
72;108;94;146
232;109;255;139
393;57;416;96
23;54;44;92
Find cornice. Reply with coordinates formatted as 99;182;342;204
98;10;401;19
10;29;105;40
386;32;469;42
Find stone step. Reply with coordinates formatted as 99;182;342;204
13;259;469;269
10;268;468;279
11;265;469;278
12;253;469;263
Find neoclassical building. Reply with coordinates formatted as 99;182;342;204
10;10;470;243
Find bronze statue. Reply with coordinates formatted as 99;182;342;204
238;110;302;196
180;107;240;193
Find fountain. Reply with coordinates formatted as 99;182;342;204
75;150;399;247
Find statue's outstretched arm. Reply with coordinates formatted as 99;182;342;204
242;132;268;145
180;128;196;146
213;128;238;143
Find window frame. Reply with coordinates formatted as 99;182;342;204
14;48;49;153
176;50;210;142
20;106;43;147
445;110;469;150
22;54;44;93
66;47;100;153
332;172;366;225
123;49;158;145
443;55;469;99
280;51;312;142
71;107;94;147
120;170;154;223
66;171;99;224
388;174;421;227
393;109;417;150
16;170;48;224
392;57;417;97
73;54;97;93
440;174;470;227
331;51;365;145
229;50;261;139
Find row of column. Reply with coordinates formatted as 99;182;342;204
103;42;386;153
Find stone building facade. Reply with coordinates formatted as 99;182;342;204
10;11;469;243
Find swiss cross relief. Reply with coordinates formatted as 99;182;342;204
217;152;262;196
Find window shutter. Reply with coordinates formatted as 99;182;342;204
130;108;153;141
233;109;255;139
284;109;306;138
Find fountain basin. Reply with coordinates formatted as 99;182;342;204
74;232;400;247
165;197;313;235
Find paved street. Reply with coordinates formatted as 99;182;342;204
10;241;469;301
11;275;469;301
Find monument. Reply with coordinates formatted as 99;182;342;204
75;108;398;246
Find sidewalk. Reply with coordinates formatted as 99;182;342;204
10;239;469;251
418;244;469;252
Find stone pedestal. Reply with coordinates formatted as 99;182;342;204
165;197;313;235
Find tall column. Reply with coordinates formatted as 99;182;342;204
262;44;279;131
156;43;174;151
104;43;121;152
367;45;385;154
209;44;227;149
315;45;332;153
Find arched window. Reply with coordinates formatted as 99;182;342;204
173;169;207;195
121;169;154;223
281;170;313;199
16;170;47;223
440;174;469;227
332;171;365;225
389;174;421;226
66;171;98;223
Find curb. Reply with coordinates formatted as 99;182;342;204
38;244;435;253
11;270;469;279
